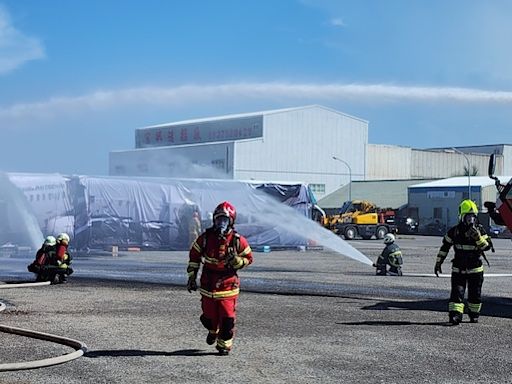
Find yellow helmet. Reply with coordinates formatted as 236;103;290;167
459;199;478;220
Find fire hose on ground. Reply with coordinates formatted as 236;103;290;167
0;281;88;371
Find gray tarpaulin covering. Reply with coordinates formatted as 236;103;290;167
5;174;318;250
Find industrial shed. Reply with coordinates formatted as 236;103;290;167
318;179;434;216
366;144;502;180
109;105;369;197
408;176;511;234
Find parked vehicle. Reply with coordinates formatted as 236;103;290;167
322;200;398;240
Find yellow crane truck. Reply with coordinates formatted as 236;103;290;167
323;200;398;240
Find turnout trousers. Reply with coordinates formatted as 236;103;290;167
449;271;484;320
200;296;238;351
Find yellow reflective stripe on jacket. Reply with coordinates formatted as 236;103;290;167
454;244;480;251
192;241;202;253
389;251;401;257
451;266;484;274
444;235;453;244
449;302;464;314
203;256;223;265
199;287;240;299
187;262;200;277
238;246;251;257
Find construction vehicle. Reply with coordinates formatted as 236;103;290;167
323;200;398;240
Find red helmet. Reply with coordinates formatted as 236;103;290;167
213;201;236;225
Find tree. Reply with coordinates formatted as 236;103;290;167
463;165;479;176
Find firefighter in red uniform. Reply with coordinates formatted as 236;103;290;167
28;236;57;282
54;233;73;283
187;201;253;355
435;200;493;325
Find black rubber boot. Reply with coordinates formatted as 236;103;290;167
449;313;462;325
216;346;229;356
206;332;217;345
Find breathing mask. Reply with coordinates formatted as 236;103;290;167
214;216;230;236
464;213;477;227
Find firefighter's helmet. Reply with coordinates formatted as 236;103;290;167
383;233;395;244
213;201;236;225
44;236;56;247
459;199;478;220
57;233;70;243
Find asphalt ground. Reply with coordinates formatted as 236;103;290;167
1;235;512;384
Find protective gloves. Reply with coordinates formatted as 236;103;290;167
434;262;443;277
187;277;197;293
226;253;244;269
467;226;481;241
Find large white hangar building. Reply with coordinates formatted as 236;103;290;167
109;105;369;197
109;104;512;198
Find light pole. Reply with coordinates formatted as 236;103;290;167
332;156;352;201
451;147;471;200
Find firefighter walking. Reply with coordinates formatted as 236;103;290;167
186;201;253;355
434;200;493;325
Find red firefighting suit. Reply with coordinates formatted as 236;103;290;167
187;227;253;353
28;245;56;282
435;222;493;323
54;238;73;283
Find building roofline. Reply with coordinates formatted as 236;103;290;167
139;105;368;130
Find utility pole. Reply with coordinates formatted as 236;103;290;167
332;156;352;201
452;147;471;200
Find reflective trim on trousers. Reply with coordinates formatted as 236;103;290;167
449;302;464;314
451;266;484;274
199;288;240;299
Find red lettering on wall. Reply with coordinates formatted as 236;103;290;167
167;129;175;143
193;127;201;141
180;128;188;142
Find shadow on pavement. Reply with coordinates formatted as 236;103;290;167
85;349;218;358
337;320;450;327
357;296;512;320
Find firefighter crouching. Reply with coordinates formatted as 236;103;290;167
373;233;403;276
27;233;73;284
54;232;73;283
186;201;253;355
434;200;494;325
28;236;57;282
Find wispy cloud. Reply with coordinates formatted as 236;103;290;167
0;5;45;74
2;82;512;120
329;18;346;28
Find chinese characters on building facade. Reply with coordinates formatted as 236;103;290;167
135;116;263;148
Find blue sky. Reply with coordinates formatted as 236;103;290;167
1;0;511;175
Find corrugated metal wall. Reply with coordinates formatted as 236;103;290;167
366;144;412;180
234;106;368;197
411;150;491;179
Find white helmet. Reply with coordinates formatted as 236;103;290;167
43;236;56;247
383;233;395;244
56;233;70;243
